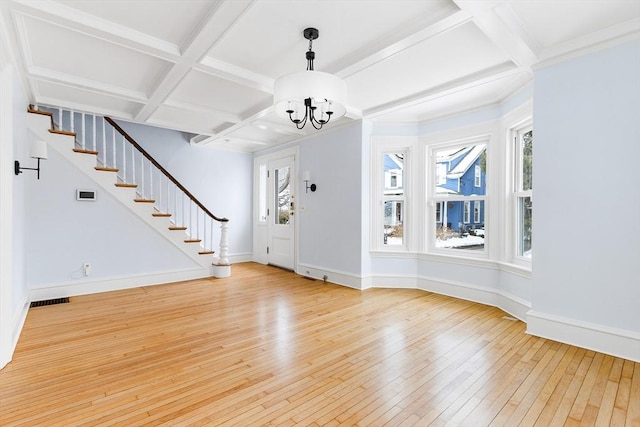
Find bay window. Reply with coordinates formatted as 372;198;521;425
430;140;487;252
514;128;533;259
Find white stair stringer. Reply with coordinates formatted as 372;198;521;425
27;112;214;273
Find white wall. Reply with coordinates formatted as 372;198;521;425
115;121;253;260
24;146;201;291
297;122;365;285
531;40;640;356
0;59;31;368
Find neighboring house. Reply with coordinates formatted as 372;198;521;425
436;145;486;232
383;153;404;229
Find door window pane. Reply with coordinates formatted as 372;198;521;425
275;166;290;225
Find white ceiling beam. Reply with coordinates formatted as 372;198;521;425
334;10;473;79
536;17;640;68
194;103;307;146
29;66;148;102
0;4;36;102
365;62;526;119
9;0;181;61
453;0;539;68
196;57;274;94
35;95;134;120
133;0;254;123
163;99;242;124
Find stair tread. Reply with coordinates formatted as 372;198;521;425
152;213;172;217
198;251;215;255
73;148;99;155
115;183;137;188
95;166;119;172
169;226;187;230
184;239;201;243
49;129;76;137
134;199;155;203
28;108;53;117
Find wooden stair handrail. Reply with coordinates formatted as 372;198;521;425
104;117;228;223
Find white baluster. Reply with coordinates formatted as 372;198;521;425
203;214;207;250
70;110;75;134
121;134;126;182
81;112;85;149
111;127;116;169
92;115;96;152
218;221;229;265
59;109;63;131
174;184;178;224
210;218;214;252
131;144;136;186
140;156;145;198
158;174;162;212
101;117;106;165
149;165;153;200
196;208;200;242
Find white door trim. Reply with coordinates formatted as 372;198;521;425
253;146;299;270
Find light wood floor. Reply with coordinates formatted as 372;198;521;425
0;263;638;426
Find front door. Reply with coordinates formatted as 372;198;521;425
267;156;295;270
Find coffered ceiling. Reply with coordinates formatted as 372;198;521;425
1;0;638;152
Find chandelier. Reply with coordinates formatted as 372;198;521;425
273;28;347;130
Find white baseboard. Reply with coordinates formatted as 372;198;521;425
370;274;530;322
30;267;212;301
227;253;253;264
527;310;640;363
296;263;363;289
1;296;31;369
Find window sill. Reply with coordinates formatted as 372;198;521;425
369;250;532;278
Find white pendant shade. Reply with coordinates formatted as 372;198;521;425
30;140;48;159
273;70;347;119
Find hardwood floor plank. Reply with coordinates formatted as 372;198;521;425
0;263;637;426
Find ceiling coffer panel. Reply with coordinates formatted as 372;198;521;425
21;15;170;95
167;70;272;116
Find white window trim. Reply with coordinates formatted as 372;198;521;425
371;137;416;252
505;114;533;267
474;164;481;187
474;200;481;223
426;134;490;258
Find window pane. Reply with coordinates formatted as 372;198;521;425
435;201;484;250
521;130;533;191
435;144;486;196
518;196;532;258
384;153;404;193
384;200;403;245
258;164;267;221
275;166;290;225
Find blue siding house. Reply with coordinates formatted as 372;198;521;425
436;145;486;232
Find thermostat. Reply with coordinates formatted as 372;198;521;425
76;189;97;201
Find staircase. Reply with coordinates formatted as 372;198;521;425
26;105;231;277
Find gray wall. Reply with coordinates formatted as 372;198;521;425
532;40;640;332
116;120;253;259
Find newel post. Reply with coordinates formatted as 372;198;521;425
211;220;231;278
218;220;229;266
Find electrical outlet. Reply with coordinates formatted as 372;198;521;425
83;262;91;276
